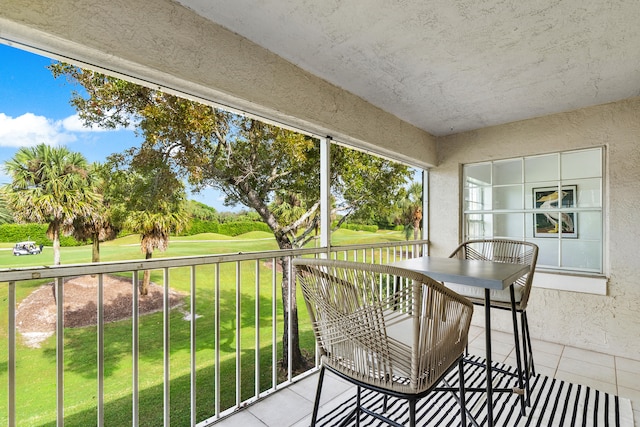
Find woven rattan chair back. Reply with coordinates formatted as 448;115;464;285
294;258;474;426
449;239;538;310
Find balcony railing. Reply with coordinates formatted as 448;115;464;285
2;240;427;426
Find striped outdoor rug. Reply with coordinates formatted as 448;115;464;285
316;356;634;426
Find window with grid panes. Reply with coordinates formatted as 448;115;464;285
463;147;604;275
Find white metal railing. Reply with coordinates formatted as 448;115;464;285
2;240;427;427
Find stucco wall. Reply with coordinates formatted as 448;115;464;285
0;0;436;167
432;98;640;358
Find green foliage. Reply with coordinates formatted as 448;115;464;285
48;63;413;250
2;144;100;226
336;222;379;233
0;191;13;224
0;223;83;246
48;62;417;371
218;221;270;236
186;200;218;221
0;223;47;244
179;219;270;236
1;144;101;264
102;151;190;258
182;218;219;235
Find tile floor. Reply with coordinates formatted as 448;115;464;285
212;325;640;426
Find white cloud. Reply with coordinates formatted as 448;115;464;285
60;114;108;132
62;112;138;132
0;112;76;148
0;112;125;149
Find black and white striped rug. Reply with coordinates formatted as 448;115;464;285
316;356;634;426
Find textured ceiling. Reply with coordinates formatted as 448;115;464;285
177;0;640;136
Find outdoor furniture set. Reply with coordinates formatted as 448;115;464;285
294;238;538;427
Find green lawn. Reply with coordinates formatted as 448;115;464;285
0;230;406;426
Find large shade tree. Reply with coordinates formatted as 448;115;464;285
105;148;190;295
50;63;413;371
2;143;101;265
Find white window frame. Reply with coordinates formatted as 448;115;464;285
462;147;606;295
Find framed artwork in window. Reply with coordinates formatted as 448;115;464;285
533;185;577;238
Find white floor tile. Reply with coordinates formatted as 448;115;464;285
247;388;313;426
618;385;640;402
554;370;618;395
533;364;557;378
213;410;267;426
618;356;640;375
557;357;616;385
530;338;564;355
532;348;562;370
618;369;640;392
562;346;615;368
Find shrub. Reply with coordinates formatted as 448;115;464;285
0;223;83;246
180;220;270;236
218;221;270;236
181;219;220;235
337;223;379;233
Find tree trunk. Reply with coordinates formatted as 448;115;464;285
91;232;100;263
52;226;61;266
51;225;61;303
141;250;152;296
275;238;306;373
413;208;422;240
280;256;306;372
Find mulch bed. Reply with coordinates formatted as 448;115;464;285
15;274;184;347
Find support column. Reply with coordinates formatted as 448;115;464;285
320;137;331;257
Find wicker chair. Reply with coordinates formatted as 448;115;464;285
293;258;474;427
448;239;538;407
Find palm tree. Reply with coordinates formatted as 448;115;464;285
2;144;101;265
399;182;423;241
72;213;118;263
125;209;189;295
0;190;14;224
71;164;119;263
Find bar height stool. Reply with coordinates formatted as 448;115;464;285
447;239;539;410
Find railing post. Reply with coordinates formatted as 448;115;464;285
8;281;16;427
255;260;261;399
163;268;170;427
132;272;139;426
235;262;242;407
271;257;278;391
97;274;105;427
190;265;197;427
214;264;221;418
56;277;64;426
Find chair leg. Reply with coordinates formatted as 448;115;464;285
509;286;526;416
458;358;468;427
520;311;532;406
355;386;361;427
523;311;536;376
409;399;416;427
310;366;326;427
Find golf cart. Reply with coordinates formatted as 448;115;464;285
13;241;42;256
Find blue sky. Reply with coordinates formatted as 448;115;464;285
0;43;231;211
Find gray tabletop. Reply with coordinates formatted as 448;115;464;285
389;256;529;290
